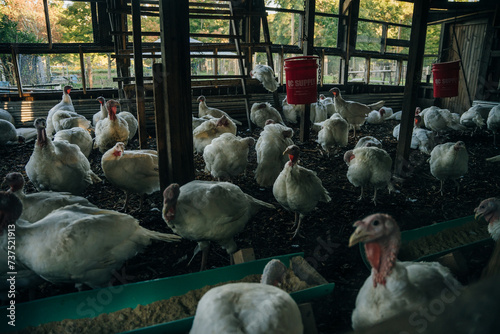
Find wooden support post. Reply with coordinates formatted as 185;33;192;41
299;0;315;143
279;46;284;85
10;47;22;98
342;0;359;85
152;63;170;191
159;0;194;186
132;0;148;148
91;2;99;44
79;46;87;94
320;49;325;87
42;0;52;49
232;248;256;265
298;303;318;334
380;23;388;54
394;0;430;177
396;59;403;86
97;1;113;45
214;48;218;76
364;57;371;84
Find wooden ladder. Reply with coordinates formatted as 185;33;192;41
189;0;279;130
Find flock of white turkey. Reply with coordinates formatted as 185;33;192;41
1;82;499;333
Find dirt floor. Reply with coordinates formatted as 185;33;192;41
1;116;499;333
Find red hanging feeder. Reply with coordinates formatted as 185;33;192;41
284;56;319;104
432;60;460;98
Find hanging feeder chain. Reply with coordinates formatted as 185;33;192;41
301;0;322;87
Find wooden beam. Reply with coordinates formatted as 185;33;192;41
97;1;113;44
159;0;194;186
42;0;52;49
394;0;430;176
10;47;23;98
79;46;87;94
299;0;316;143
342;0;360;85
364;57;371;84
152;63;170;191
132;0;148;149
91;2;99;44
380;23;388;54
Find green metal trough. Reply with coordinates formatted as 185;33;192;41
1;252;335;333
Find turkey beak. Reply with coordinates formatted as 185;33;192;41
348;224;371;247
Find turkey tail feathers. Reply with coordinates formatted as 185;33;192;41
367;100;385;110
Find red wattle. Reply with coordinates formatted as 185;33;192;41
365;242;382;272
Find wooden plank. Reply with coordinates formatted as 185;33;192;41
132;0;148;149
159;0;195;186
395;0;430;176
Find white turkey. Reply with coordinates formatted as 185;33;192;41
190;260;303;334
162;181;275;270
273;145;331;238
94;99;130;153
101;142;160;211
250;64;279;92
203;133;255;181
95;96;138;141
250;102;284;128
460;104;492;133
385;110;402;121
116;108;138;141
193;115;237;154
255;120;294;188
487;104;500;146
51;109;91;134
392;112;435;155
2;171;96;223
418;105;465;134
366;107;392;125
25;118;101;195
192;115;215;130
411;115;436;154
329;87;385;137
0;202;43;298
282;96;304;124
310;100;328;123
93;96;108;126
474;197;500;241
354;136;382;149
197;95;242;126
348;213;461;330
319;94;336;117
0;108;15;125
46;85;75;138
344;146;393;205
0;119;23;145
0;191;181;289
316;113;349;156
53;126;93;157
429;141;468;195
